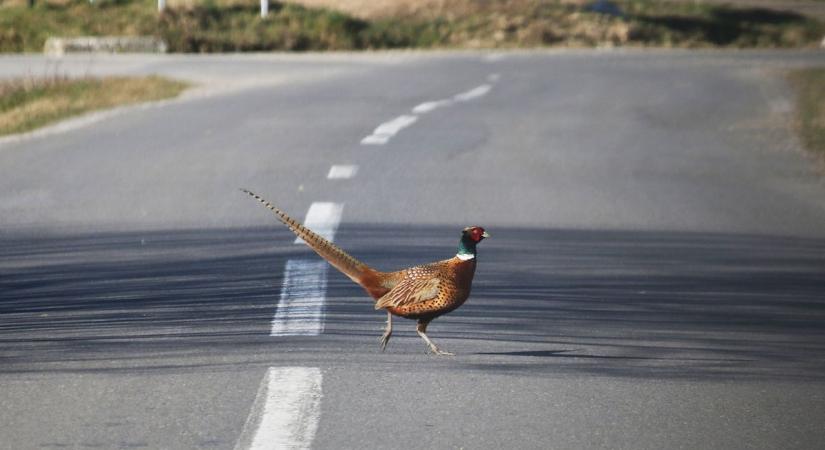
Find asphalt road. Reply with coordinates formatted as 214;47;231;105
1;50;825;449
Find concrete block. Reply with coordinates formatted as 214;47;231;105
44;36;167;56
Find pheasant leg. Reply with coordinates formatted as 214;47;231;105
379;311;393;351
416;320;454;356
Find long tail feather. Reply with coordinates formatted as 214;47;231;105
241;188;372;284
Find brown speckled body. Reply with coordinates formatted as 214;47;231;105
378;258;477;320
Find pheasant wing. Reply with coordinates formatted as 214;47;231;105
374;277;441;310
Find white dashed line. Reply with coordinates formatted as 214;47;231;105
412;99;453;114
235;367;323;450
454;84;492;102
360;114;418;145
373;114;418;135
360;134;391;145
267;201;342;336
327;164;358;179
360;76;498;146
270;259;328;336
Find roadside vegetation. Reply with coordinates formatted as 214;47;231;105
0;75;188;136
0;0;823;52
788;68;825;160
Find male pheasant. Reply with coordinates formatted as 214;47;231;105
241;189;488;356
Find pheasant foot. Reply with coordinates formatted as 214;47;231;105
416;320;454;356
427;344;455;356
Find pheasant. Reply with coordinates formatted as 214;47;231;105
241;189;488;356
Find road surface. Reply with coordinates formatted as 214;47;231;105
1;50;825;449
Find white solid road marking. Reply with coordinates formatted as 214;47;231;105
294;202;343;244
360;114;418;145
327;164;358;179
270;259;328;336
235;367;323;450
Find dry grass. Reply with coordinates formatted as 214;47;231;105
789;68;825;160
0;75;188;136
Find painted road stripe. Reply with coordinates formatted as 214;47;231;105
412;99;453;114
454;84;492;102
360;134;391;145
327;164;358;179
373;114;418;136
361;78;496;145
270;259;328;336
235;367;323;450
414;79;497;115
269;201;342;335
360;114;418;145
294;202;343;244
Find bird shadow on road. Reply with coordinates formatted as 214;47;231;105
1;225;824;381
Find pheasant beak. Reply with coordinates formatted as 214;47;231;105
482;231;490;239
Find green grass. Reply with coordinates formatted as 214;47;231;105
788;68;825;159
0;0;823;52
0;75;189;136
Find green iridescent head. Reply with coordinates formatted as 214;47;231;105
457;226;489;258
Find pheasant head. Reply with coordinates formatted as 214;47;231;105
456;226;489;260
